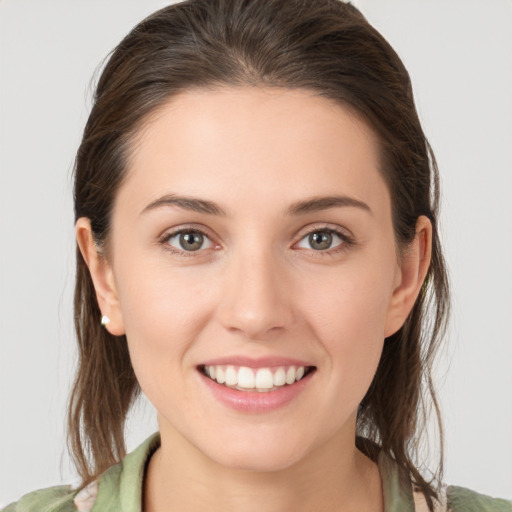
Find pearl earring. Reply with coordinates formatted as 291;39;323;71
101;315;111;327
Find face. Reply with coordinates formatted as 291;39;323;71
81;87;424;472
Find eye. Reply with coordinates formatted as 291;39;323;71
296;229;345;251
165;229;214;252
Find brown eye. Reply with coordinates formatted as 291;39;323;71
166;230;213;252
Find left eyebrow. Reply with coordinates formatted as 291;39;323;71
286;195;372;216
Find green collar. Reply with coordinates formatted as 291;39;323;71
93;432;415;511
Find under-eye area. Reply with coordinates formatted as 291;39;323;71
199;365;317;392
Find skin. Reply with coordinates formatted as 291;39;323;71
77;87;432;512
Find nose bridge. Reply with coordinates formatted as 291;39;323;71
217;239;293;338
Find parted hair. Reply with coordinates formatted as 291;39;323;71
70;1;450;509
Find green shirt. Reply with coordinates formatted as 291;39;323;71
3;433;511;511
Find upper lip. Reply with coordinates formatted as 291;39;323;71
199;356;315;368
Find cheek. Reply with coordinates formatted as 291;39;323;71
297;255;396;380
300;259;395;340
113;260;217;385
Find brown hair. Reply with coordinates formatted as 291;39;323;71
69;0;450;508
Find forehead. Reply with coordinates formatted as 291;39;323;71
119;86;388;216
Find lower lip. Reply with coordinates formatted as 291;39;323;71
199;370;314;413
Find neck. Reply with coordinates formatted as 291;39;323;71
144;424;383;512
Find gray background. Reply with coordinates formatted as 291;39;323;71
1;0;511;506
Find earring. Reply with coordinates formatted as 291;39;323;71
101;315;111;327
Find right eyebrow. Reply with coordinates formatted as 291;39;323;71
140;194;227;216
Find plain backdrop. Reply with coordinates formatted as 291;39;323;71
1;0;511;506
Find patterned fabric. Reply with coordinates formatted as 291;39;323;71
3;433;511;511
73;482;98;512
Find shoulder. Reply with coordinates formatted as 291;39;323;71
2;472;114;512
1;485;76;512
2;433;159;512
447;485;512;512
2;478;105;512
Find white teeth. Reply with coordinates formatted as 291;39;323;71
285;366;296;385
255;368;273;389
216;366;225;384
204;364;310;391
237;367;255;389
273;367;286;386
225;366;237;386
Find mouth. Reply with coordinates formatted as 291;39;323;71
199;364;316;392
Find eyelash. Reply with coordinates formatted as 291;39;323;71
159;226;216;257
159;225;355;257
294;226;354;256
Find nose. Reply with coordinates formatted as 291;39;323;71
216;246;295;340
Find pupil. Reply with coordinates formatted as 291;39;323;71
180;231;203;251
310;231;332;250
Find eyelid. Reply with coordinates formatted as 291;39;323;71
294;223;354;243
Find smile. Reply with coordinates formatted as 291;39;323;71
200;365;316;392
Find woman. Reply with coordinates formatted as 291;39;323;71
3;0;511;511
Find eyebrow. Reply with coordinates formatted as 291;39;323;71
286;195;372;216
141;194;227;216
140;193;371;217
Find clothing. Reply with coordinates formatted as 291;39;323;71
3;433;511;512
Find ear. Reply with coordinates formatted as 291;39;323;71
75;217;125;336
384;215;432;337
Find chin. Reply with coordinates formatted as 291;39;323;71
200;431;312;473
214;448;304;473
